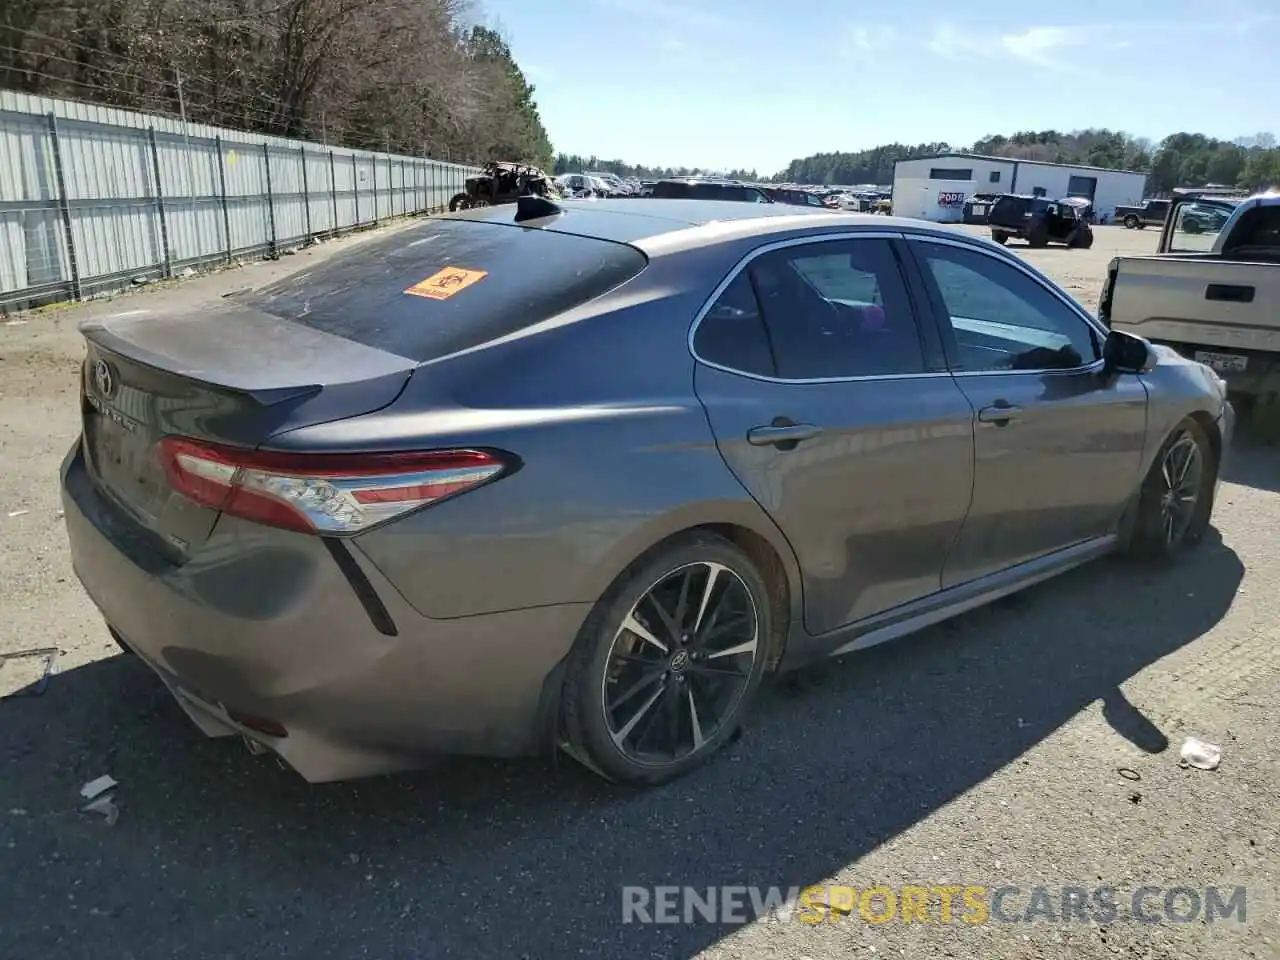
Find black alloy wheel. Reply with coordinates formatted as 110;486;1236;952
559;533;776;784
1125;418;1216;560
600;560;759;765
1156;430;1205;549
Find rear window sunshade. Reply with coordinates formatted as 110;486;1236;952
234;218;648;363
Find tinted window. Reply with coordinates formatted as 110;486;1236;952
694;272;775;376
915;241;1100;372
1223;204;1280;253
989;171;1001;183
991;197;1025;217
653;181;692;198
240;218;647;362
746;239;925;379
930;167;973;180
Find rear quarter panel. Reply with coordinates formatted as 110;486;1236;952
266;251;805;622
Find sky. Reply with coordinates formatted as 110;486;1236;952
476;0;1279;175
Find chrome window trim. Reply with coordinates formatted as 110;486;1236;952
687;228;1111;384
905;233;1109;377
687;230;952;385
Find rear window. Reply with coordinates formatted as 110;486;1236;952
991;197;1025;216
235;217;648;362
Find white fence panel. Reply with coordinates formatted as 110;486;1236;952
0;90;480;311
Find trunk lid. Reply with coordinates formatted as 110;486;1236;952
79;301;415;561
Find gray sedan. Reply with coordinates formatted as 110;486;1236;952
61;198;1234;785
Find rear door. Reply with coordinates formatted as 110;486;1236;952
904;236;1148;587
692;232;976;635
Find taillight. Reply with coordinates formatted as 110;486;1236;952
156;437;509;534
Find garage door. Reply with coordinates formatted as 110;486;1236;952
1067;175;1097;199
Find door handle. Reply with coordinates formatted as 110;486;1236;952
1205;283;1254;303
747;421;822;448
977;402;1022;425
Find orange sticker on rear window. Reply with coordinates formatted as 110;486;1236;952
404;267;488;300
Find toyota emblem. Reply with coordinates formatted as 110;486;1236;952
93;358;118;399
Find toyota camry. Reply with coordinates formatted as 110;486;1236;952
62;196;1234;785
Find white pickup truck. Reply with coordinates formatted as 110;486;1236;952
1101;193;1280;400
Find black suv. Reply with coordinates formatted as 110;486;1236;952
762;186;829;208
651;179;773;203
988;194;1094;249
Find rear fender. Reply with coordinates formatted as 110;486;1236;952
579;497;805;629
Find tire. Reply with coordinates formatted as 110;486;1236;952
1123;214;1139;229
447;193;471;212
1078;230;1094;249
1123;418;1217;562
1027;224;1049;248
991;232;1009;245
559;532;777;785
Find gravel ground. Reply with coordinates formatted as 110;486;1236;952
1;220;1277;960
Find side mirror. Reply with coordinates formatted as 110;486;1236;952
1103;329;1157;374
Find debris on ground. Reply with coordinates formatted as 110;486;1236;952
7;509;29;518
80;775;118;800
81;794;120;826
180;267;197;278
4;319;28;327
79;775;121;825
0;647;59;698
1178;737;1222;771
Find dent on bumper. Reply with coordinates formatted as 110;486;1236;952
61;445;591;782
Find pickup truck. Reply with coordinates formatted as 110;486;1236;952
1100;193;1279;399
1113;199;1171;229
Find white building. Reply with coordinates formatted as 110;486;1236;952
892;153;1149;223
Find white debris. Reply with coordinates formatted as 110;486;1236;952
1179;737;1222;771
79;775;118;800
7;510;29;518
4;319;28;327
180;267;197;278
81;795;119;826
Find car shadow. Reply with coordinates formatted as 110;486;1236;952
0;537;1243;959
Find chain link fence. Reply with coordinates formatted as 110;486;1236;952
0;90;482;312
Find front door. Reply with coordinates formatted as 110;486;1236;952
692;234;976;635
906;237;1149;587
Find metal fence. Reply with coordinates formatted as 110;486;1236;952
0;90;482;312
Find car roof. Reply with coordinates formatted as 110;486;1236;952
442;198;960;254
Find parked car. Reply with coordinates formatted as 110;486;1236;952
555;173;607;198
64;197;1231;786
762;186;831;209
1102;193;1280;399
651;178;773;203
1114;199;1171;230
988;194;1095;248
586;171;634;197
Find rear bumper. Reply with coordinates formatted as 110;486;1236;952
61;442;589;782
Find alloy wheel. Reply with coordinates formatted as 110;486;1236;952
1159;431;1203;547
601;562;759;766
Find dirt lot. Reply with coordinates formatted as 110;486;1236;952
1;220;1277;960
